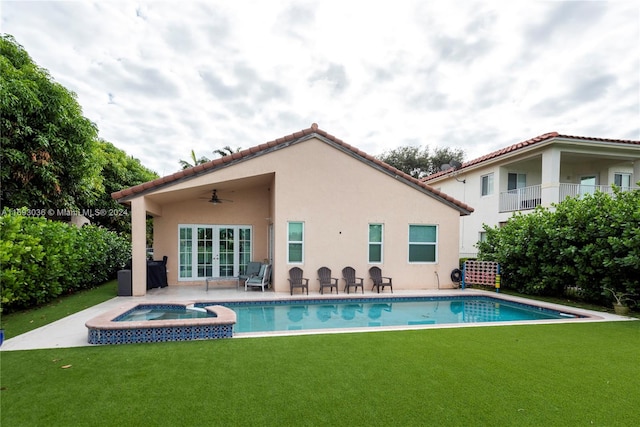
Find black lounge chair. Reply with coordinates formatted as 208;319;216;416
288;267;309;295
369;266;393;293
317;267;339;294
342;267;364;294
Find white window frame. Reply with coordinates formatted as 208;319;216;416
614;172;632;190
287;221;304;264
408;224;438;264
368;223;384;264
481;173;494;196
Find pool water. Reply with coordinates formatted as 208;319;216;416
116;306;215;321
196;297;579;333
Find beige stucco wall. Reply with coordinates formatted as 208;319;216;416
270;140;462;291
152;184;273;286
135;136;463;293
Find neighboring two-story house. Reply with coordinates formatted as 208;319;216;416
423;132;640;258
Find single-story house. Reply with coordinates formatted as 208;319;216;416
424;132;640;258
112;123;474;296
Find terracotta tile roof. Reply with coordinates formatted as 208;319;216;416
112;123;474;214
424;132;640;181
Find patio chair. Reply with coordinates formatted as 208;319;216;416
317;267;339;294
245;264;271;292
239;261;262;282
369;266;393;293
288;267;309;295
342;267;364;294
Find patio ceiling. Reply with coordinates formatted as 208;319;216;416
142;173;274;205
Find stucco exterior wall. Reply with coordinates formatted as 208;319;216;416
152;185;273;286
136;136;463;293
270;140;462;291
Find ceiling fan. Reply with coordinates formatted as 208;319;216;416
207;189;233;204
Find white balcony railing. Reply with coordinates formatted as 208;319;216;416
500;184;638;212
558;183;638;199
499;185;541;212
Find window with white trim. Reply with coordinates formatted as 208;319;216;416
368;224;383;263
287;222;304;263
614;173;632;190
481;173;494;196
408;225;437;263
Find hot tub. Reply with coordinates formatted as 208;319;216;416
85;301;236;345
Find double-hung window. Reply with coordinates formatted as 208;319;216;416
368;224;383;263
481;173;494;196
408;225;437;263
287;222;304;263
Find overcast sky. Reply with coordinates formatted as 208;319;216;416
2;0;639;175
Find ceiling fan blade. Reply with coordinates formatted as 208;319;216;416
208;189;233;204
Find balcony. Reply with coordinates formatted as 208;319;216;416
499;185;541;212
558;183;637;199
499;184;638;212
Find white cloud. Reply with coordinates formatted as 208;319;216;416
2;0;638;176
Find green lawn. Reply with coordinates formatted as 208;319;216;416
0;280;118;339
2;322;639;426
2;283;639;426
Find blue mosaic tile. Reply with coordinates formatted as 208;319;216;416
87;323;235;345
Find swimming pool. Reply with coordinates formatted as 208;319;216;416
86;295;591;344
196;296;584;334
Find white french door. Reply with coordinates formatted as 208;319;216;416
179;225;251;280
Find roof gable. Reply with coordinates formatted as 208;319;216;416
424;132;640;182
112;123;473;215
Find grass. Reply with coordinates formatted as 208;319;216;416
0;280;118;339
2;322;639;426
2;283;639;425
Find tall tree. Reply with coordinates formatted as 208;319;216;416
178;149;210;170
213;145;241;157
91;140;158;234
179;146;242;170
0;34;103;210
378;145;465;179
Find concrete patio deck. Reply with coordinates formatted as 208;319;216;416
1;285;633;351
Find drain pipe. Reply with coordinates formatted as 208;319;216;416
435;271;440;289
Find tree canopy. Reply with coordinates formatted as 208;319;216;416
1;34;103;210
90;140;158;232
477;188;640;306
179;149;210;170
179;146;242;170
1;34;159;235
377;145;465;179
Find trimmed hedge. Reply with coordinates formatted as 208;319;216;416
0;211;130;312
477;188;640;306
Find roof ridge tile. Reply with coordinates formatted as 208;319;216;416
111;124;474;213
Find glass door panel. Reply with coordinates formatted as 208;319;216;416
218;227;235;277
580;176;596;196
197;227;214;278
178;225;252;280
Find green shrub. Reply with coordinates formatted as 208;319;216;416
477;188;640;306
0;211;130;311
